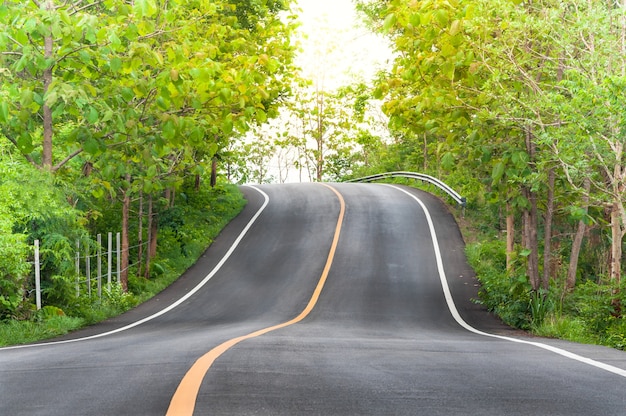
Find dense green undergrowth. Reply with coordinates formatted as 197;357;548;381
0;183;245;347
462;217;626;350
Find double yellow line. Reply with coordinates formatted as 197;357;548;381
166;184;346;415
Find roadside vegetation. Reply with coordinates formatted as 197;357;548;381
463;213;626;350
342;0;626;350
4;0;626;351
0;174;245;347
0;0;294;346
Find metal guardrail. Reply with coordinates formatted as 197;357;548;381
347;171;467;207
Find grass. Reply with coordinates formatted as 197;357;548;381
532;314;594;344
0;316;84;347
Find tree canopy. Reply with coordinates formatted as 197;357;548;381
349;0;626;340
0;0;298;316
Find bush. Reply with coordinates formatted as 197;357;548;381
466;240;534;329
565;280;617;335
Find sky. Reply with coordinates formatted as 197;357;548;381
294;0;393;89
246;0;394;183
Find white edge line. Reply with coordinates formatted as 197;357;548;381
1;185;270;351
386;184;626;379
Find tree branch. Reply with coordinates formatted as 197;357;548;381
52;148;84;172
69;0;104;15
6;34;24;48
1;130;40;169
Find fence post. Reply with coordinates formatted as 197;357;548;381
75;239;80;297
116;232;121;284
97;233;102;299
107;232;112;292
85;239;91;297
34;240;41;311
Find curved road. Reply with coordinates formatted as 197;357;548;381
2;183;626;415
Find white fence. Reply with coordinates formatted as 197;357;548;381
31;232;148;310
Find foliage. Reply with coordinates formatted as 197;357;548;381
352;0;626;348
0;156;85;320
465;239;534;329
235;81;391;183
0;0;294;339
1;0;297;289
0;181;245;345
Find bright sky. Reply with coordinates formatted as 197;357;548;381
294;0;393;90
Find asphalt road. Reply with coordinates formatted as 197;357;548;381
2;183;626;415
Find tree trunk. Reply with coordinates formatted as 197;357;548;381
541;167;555;291
211;157;218;188
149;213;158;259
137;191;143;278
149;193;158;261
524;127;540;291
423;133;428;172
164;188;175;207
316;89;324;182
42;16;54;170
566;177;590;291
144;195;153;279
506;200;515;273
610;199;622;285
120;174;131;292
523;191;540;291
609;144;625;285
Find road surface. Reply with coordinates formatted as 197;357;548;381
2;183;626;415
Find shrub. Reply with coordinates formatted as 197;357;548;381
466;240;534;329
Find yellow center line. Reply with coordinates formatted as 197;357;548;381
166;184;346;416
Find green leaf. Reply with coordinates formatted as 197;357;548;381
33;92;44;106
162;119;176;140
83;138;99;154
143;180;154;193
87;107;99;124
133;0;157;18
492;161;505;184
121;88;134;102
207;142;218;157
0;102;8;122
434;9;449;26
156;96;169;110
511;151;529;168
383;13;397;32
110;58;122;73
442;62;455;80
189;127;204;143
441;152;455;171
17;133;34;153
51;102;65;118
221;117;234;135
256;109;267;123
102;110;114;122
44;90;58;108
449;20;462;36
92;187;105;199
409;13;421;27
219;88;232;102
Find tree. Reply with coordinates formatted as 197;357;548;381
1;0;299;291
